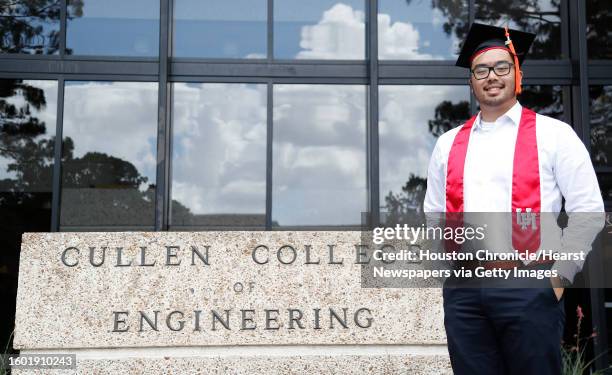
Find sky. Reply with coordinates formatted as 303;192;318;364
66;0;462;59
62;81;159;190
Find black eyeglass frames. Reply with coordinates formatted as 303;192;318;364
471;61;514;80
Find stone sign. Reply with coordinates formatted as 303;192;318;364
13;232;450;374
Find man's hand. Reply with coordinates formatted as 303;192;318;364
550;276;565;301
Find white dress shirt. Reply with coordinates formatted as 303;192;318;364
423;101;605;281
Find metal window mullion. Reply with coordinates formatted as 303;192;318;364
268;0;273;61
576;0;591;149
561;85;572;125
155;0;171;230
575;1;609;371
560;0;570;59
265;83;273;230
560;0;572;125
50;78;65;232
60;0;67;56
366;0;379;228
568;0;582;129
468;0;478;114
469;0;475;23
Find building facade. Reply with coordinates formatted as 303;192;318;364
1;0;611;370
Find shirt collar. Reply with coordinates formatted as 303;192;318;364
473;101;522;131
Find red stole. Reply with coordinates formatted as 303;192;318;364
445;107;540;255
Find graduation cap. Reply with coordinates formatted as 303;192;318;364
456;23;535;95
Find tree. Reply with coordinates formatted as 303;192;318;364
518;85;563;120
381;99;469;219
589;86;612;166
405;0;562;58
586;0;612;59
0;0;83;54
0;79;159;224
428;100;470;138
0;79;54;195
383;173;427;225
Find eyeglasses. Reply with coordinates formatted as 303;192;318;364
471;61;514;80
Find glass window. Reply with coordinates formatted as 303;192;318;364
173;0;266;59
273;84;366;226
170;83;267;228
379;85;470;223
378;0;467;60
587;0;612;59
597;174;612;203
519;85;565;121
597;173;612;209
0;79;57;351
60;81;158;229
274;0;365;60
473;85;566;121
0;1;61;54
475;0;562;59
66;0;159;57
606;308;612;361
590;85;612;167
0;79;57;222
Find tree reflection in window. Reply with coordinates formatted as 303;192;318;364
0;78;56;353
59;146;193;229
407;0;562;59
519;85;564;120
382;99;470;225
596;174;612;202
60;142;157;228
590;85;612;167
1;80;56;192
403;0;470;53
0;0;83;54
476;0;562;58
60;82;158;228
587;0;612;59
379;86;470;225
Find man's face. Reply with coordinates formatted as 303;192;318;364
470;48;517;108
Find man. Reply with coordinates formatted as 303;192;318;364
423;23;604;374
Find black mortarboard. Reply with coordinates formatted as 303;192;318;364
455;23;535;69
456;23;535;94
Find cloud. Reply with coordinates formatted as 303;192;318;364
62;82;158;189
293;2;440;60
431;8;445;28
171;83;267;215
272;84;367;225
245;53;266;59
377;12;423;59
171;83;368;226
296;3;366;59
379;85;469;202
377;12;438;60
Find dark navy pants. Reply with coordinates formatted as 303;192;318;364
442;266;565;375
